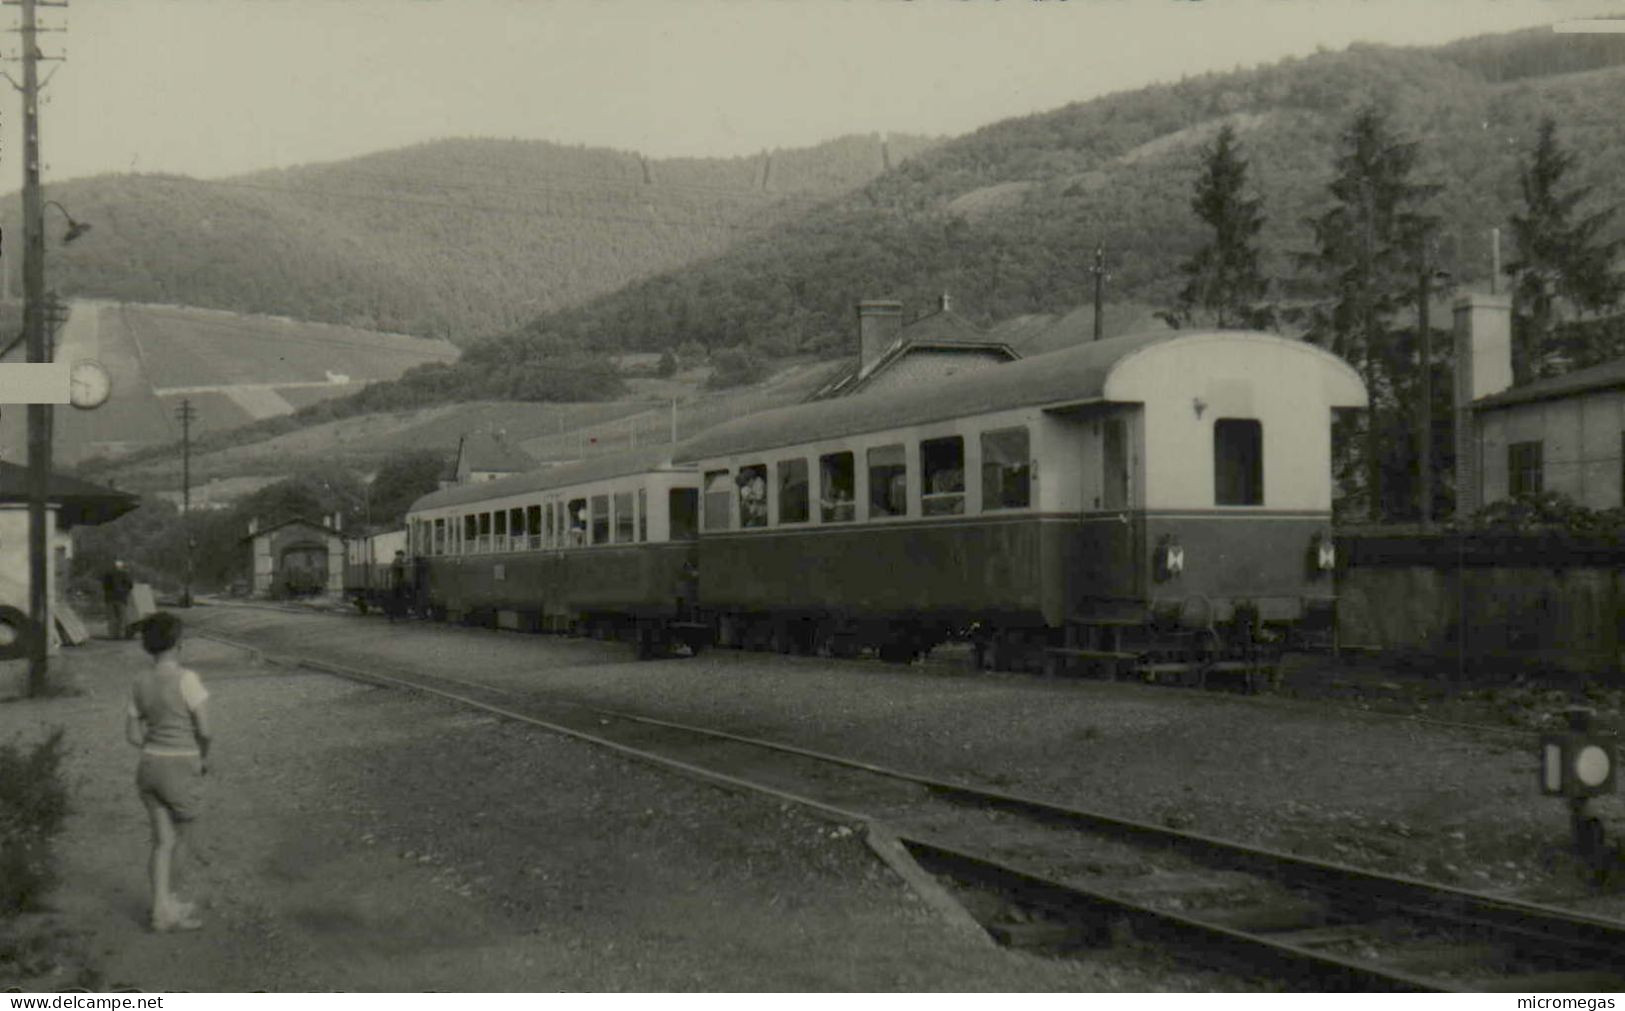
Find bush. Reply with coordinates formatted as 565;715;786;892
705;347;771;390
0;729;69;916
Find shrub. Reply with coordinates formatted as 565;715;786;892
0;729;70;916
705;347;771;390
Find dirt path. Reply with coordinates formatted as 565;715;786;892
3;636;1224;991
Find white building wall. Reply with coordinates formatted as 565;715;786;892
1477;389;1625;509
0;505;69;652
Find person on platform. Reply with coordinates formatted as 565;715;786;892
125;612;211;932
102;560;134;640
388;550;408;623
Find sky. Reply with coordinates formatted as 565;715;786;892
3;0;1622;186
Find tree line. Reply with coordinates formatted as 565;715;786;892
1164;110;1622;524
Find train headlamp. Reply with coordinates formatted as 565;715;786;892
1153;535;1184;582
1314;533;1336;571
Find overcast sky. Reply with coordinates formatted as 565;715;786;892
6;0;1621;186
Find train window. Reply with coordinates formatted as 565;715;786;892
463;515;476;553
868;445;907;518
1215;419;1264;506
494;510;507;551
567;498;588;546
703;471;732;531
670;488;699;541
526;505;541;550
820;452;855;523
638;488;648;542
920;436;965;516
433;518;445;556
778;458;809;524
981;428;1031;510
590;495;610;545
509;507;524;549
1509;441;1544;497
614;491;635;544
480;512;493;553
738;463;768;528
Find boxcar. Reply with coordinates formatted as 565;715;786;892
405;446;704;656
343;528;407;614
674;330;1366;673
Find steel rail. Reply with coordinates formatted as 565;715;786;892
192;625;1625;989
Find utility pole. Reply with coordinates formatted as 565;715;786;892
1089;244;1108;341
1417;238;1434;531
670;398;678;445
177;399;196;606
9;0;68;696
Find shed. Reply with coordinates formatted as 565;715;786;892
242;515;346;597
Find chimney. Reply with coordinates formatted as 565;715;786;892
247;516;259;536
1452;292;1513;516
939;292;952;313
856;299;903;376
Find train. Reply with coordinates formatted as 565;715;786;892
356;329;1367;679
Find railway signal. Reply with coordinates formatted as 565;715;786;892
1541;707;1620;883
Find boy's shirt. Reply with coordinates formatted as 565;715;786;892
130;660;208;756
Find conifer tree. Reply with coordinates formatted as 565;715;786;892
1165;125;1272;329
1295;105;1439;522
1506;117;1624;381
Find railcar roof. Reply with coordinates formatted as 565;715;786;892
409;445;685;513
675;329;1279;461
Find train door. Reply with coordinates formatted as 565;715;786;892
1073;411;1143;616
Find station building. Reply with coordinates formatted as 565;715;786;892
1455;293;1625;513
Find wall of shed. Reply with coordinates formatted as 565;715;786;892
1476;389;1625;510
1336;535;1625;678
248;525;344;596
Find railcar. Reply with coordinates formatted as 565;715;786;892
673;330;1366;679
404;446;705;656
343;528;408;614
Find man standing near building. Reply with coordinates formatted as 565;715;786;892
102;559;134;640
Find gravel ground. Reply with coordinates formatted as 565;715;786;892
187;603;1625;923
0;634;1231;992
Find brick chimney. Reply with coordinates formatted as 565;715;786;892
856;299;903;376
1452;292;1513;515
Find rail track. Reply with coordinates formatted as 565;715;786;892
192;614;1625;993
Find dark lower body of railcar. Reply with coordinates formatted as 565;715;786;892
343;562;405;616
421;542;703;658
695;510;1337;683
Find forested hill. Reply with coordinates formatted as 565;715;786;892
1;133;938;342
450;25;1625;374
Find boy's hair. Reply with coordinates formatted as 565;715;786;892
140;611;183;656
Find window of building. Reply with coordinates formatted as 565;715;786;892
591;495;610;545
703;470;732;531
526;505;541;549
670;488;699;541
1214;419;1263;506
778;458;809;524
820;452;855;523
981;427;1030;510
738;463;768;528
921;436;965;516
1509;440;1544;498
567;497;588;546
1103;418;1129;510
614;491;635;544
868;444;907;518
638;488;648;542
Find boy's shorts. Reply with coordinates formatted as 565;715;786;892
136;753;203;822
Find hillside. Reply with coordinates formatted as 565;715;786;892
439;25;1625;373
0;300;458;467
1;134;939;343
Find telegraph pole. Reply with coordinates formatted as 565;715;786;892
8;0;68;696
177;399;197;606
1417;238;1434;531
1089;244;1108;341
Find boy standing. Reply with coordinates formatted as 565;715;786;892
125;612;212;931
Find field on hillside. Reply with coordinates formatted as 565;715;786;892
104;359;845;497
1;301;459;468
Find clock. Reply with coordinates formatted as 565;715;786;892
69;359;111;410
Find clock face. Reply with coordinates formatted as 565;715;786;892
69;359;111;409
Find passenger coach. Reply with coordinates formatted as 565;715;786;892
405;447;704;655
675;330;1367;673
